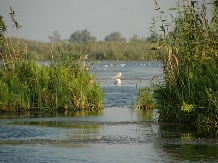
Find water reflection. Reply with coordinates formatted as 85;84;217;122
153;123;218;162
161;144;218;162
159;123;218;139
0;109;103;119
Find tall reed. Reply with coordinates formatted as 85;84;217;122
0;9;103;113
152;0;218;125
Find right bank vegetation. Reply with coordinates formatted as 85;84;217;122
149;0;218;125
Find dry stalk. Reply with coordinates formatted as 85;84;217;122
121;14;136;56
4;35;14;65
25;44;28;61
51;43;54;60
0;52;6;71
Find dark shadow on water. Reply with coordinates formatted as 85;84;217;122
159;123;218;139
0;109;103;119
153;123;218;162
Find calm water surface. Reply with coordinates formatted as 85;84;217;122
0;61;218;163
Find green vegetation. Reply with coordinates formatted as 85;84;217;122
151;0;218;125
136;87;154;110
68;29;97;43
1;13;160;61
0;9;103;113
6;27;160;61
105;31;126;42
8;37;158;61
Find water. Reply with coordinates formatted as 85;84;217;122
0;61;217;163
92;61;163;107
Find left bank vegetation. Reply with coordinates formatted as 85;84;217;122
0;9;103;113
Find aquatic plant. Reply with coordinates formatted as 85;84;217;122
0;9;103;113
151;0;218;125
136;87;154;110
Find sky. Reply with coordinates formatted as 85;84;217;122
0;0;191;42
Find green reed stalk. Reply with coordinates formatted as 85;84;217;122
0;9;103;113
152;0;218;125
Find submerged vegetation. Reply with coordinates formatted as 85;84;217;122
0;9;103;113
150;0;218;125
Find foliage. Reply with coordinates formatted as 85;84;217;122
7;38;158;61
152;0;218;125
104;31;126;42
136;87;154;110
0;10;103;113
69;29;96;43
48;30;61;43
0;59;103;112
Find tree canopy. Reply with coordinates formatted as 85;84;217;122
48;30;61;43
69;29;96;43
105;31;126;42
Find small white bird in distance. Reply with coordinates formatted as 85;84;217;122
112;72;121;79
114;78;121;85
112;72;122;85
83;55;88;60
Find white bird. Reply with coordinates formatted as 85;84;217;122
112;72;122;85
112;72;121;79
115;78;121;85
83;55;88;60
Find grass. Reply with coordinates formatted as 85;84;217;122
0;9;103;113
149;0;218;125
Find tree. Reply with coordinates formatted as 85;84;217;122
69;29;96;43
129;34;140;42
48;30;61;42
105;32;126;42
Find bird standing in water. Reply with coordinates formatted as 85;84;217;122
112;72;121;85
112;72;121;79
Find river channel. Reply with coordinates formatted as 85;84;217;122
0;61;218;163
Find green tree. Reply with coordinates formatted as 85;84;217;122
105;31;126;42
129;34;140;42
48;30;61;43
69;29;96;43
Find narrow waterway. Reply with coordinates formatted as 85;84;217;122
0;61;218;163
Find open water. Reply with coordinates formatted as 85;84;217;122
0;61;218;163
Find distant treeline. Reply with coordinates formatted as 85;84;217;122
7;37;159;61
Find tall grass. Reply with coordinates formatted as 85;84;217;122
0;10;103;113
7;38;158;61
152;0;218;125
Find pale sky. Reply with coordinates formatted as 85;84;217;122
0;0;205;42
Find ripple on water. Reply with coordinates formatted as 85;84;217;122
1;62;218;163
0;125;61;140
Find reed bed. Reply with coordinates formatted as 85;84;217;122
0;12;103;113
8;38;158;61
151;0;218;125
